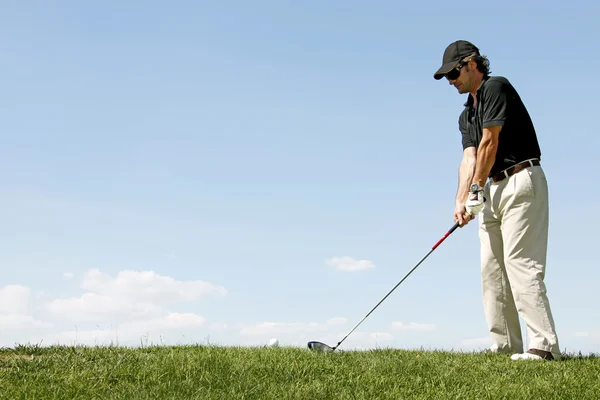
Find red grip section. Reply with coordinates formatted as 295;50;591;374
432;232;450;250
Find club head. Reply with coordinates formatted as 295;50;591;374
307;341;335;352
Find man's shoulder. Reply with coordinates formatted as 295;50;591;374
486;75;511;84
481;76;515;93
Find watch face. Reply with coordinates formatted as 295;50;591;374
471;184;479;191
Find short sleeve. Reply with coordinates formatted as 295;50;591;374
459;110;475;150
482;79;509;128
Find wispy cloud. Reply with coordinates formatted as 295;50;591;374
369;332;394;341
326;256;375;272
391;321;437;332
209;322;229;332
52;313;206;346
63;272;75;279
240;317;347;336
0;314;53;330
460;337;492;347
0;285;30;314
240;321;331;336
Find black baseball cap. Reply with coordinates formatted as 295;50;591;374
433;40;480;80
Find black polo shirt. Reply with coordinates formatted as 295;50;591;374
458;76;542;176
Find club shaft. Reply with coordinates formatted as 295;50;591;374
333;221;460;350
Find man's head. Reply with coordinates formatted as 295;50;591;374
433;40;490;94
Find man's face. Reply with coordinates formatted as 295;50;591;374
446;60;474;94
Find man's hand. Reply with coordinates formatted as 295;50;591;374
466;184;485;216
454;203;474;227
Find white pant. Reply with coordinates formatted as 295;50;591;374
478;164;560;359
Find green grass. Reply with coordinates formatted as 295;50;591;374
1;345;599;399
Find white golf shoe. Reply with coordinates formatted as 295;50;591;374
510;349;554;361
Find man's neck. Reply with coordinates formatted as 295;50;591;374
469;74;485;107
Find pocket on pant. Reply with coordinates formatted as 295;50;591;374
514;169;535;198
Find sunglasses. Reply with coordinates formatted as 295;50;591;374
445;60;467;81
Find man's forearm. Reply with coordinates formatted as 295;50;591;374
472;132;499;187
456;153;476;205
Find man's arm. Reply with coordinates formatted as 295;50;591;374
472;78;509;186
456;146;477;205
454;146;477;225
471;126;502;187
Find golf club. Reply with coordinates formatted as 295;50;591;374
308;219;462;352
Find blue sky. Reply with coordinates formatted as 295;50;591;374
1;1;599;353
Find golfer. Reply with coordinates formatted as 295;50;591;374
433;40;561;361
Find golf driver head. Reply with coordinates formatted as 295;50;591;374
307;341;335;352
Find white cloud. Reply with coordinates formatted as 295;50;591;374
131;313;206;331
0;314;53;330
240;317;350;336
240;321;328;336
0;285;54;335
63;272;75;279
369;332;394;341
0;269;228;346
210;322;229;332
0;268;228;347
575;332;590;337
391;321;437;332
80;268;227;302
48;268;227;323
51;313;207;346
326;256;375;272
0;285;30;314
460;337;492;347
49;293;164;321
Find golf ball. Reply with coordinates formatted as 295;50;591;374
269;338;279;347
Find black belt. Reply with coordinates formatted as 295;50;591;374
490;159;540;183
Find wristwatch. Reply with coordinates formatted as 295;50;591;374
470;183;482;192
